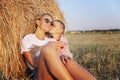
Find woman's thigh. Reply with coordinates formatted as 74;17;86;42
37;47;72;80
37;53;53;80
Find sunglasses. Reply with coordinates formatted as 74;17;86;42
44;18;54;26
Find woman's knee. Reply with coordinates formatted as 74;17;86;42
41;45;57;56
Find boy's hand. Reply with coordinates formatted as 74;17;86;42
55;41;66;49
48;41;66;49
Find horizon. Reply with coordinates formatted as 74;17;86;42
66;28;120;31
66;26;120;31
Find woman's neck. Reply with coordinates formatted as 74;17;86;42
34;27;45;40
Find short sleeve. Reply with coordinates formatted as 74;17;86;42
21;36;32;54
48;38;56;42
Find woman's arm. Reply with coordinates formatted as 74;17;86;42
23;51;35;68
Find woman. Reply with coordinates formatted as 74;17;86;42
21;13;73;80
21;13;96;80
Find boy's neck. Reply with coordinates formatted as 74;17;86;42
53;34;63;41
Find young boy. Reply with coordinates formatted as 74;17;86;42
46;20;73;59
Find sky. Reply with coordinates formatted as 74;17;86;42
58;0;120;31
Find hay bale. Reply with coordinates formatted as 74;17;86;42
107;31;113;35
0;0;65;79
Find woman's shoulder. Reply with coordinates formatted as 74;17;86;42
22;34;34;40
23;34;34;38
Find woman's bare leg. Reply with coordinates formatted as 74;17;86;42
65;59;96;80
37;46;73;80
37;51;53;80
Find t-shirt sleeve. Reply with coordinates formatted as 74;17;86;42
21;36;32;54
48;38;56;42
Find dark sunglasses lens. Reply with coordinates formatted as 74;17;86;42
45;19;49;23
50;22;54;26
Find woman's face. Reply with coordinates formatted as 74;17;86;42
50;21;64;40
37;15;53;32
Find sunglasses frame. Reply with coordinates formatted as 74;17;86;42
44;18;54;26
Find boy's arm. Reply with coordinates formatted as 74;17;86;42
60;36;73;58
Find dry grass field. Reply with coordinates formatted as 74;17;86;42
0;31;120;80
65;31;120;80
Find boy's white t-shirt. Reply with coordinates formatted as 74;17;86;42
21;34;56;69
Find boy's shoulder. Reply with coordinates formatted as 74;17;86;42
61;35;67;39
60;35;67;42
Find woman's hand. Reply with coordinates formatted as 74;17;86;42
60;55;72;64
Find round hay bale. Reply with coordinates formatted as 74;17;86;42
0;0;65;79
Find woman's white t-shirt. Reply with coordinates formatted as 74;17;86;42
21;34;55;69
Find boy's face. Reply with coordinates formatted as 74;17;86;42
50;21;64;40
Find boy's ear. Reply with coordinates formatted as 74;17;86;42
36;20;41;26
